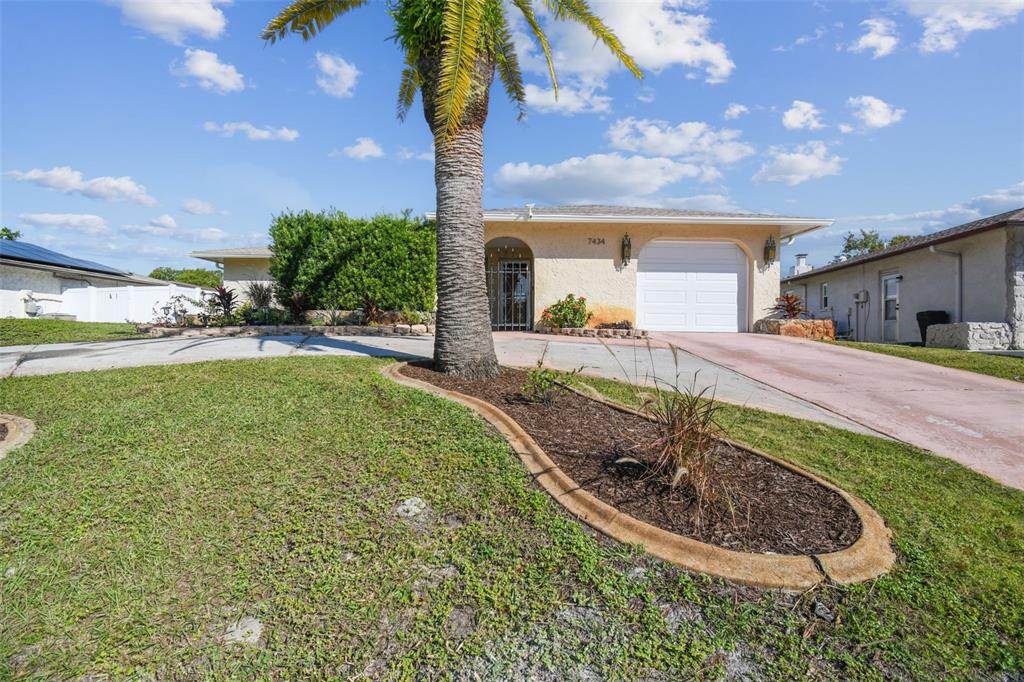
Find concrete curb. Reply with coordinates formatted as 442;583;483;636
382;362;895;590
0;414;36;460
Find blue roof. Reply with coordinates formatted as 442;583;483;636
0;240;129;277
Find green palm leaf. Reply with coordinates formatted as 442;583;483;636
261;0;369;43
397;54;420;122
541;0;642;79
511;0;558;95
494;14;527;120
434;0;486;145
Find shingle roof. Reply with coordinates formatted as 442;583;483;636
782;207;1024;282
190;246;273;261
483;204;815;221
1;240;128;277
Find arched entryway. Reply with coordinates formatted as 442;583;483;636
485;237;534;330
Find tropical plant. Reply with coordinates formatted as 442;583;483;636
280;290;308;324
541;293;593;329
262;0;640;377
771;294;804;320
245;281;276;310
213;286;238;317
1;227;21;240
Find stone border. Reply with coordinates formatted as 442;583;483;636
382;362;895;590
141;324;433;339
0;414;36;460
535;326;648;339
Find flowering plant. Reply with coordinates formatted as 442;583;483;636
541;293;593;328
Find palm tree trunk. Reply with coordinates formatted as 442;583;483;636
419;51;500;378
432;123;499;378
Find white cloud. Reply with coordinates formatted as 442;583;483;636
841;181;1024;229
838;123;855;134
203;121;299;141
753;141;844;185
494;153;703;203
524;82;612;115
782;100;825;130
774;26;826;52
723;103;748;120
118;0;229;44
149;214;177;230
181;198;216;214
898;0;1024;53
314;52;359;98
660;194;742;212
6;166;156;205
514;1;734;92
397;147;434;162
175;49;244;94
337;137;385;160
849;18;900;58
848;95;905;129
606;117;754;166
18;212;110;236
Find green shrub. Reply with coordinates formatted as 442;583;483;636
541;294;593;328
269;209;436;314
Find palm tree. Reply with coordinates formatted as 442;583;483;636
263;0;640;378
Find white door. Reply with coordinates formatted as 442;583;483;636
882;274;900;342
636;240;747;332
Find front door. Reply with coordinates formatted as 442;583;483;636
882;274;900;342
488;260;531;330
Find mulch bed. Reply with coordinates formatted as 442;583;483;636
402;363;861;555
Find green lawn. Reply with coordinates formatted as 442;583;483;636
1;357;1021;680
831;340;1024;383
0;318;145;347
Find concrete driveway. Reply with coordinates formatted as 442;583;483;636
0;332;873;436
654;332;1024;490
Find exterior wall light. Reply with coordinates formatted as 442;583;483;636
764;236;777;266
621;233;632;266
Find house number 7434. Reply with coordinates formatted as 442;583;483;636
587;237;606;245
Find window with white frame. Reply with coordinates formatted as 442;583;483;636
821;282;830;308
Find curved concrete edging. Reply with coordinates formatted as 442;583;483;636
0;414;36;459
382;362;895;590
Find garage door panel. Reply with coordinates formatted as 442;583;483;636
636;240;746;332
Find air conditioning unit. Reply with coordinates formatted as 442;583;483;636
853;290;869;303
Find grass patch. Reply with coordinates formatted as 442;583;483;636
830;340;1024;383
0;319;145;347
0;357;1020;679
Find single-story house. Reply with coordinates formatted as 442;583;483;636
195;206;832;332
1;240;191;320
781;208;1024;348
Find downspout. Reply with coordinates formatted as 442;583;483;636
928;246;962;322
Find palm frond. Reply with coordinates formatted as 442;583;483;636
397;55;420;122
542;0;642;79
434;0;487;144
261;0;368;44
494;14;527;120
511;0;557;95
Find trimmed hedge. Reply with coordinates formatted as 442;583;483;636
269;210;436;312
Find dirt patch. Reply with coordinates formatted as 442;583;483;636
402;363;860;555
0;422;7;442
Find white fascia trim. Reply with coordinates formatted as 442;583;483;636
424;210;832;230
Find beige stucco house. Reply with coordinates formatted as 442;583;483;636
781;208;1024;348
193;206;833;332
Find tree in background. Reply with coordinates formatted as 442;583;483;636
148;267;222;289
832;229;914;263
262;0;640;378
1;227;21;240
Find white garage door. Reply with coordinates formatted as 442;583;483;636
636;240;747;332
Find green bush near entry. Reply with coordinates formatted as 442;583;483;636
269;210;436;313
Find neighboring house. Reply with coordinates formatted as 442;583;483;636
190;247;274;304
201;206;832;332
781;208;1024;347
1;240;209;321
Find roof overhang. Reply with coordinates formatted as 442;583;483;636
189;250;272;264
425;210;833;239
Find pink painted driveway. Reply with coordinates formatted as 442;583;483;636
654;333;1024;490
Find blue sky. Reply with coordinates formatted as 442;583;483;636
2;0;1022;276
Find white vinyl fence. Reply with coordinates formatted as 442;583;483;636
60;284;209;323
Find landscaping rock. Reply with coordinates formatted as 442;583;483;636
395;496;427;518
411;324;428;334
926;322;1011;350
753;318;835;340
813;601;835;622
222;617;262;646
